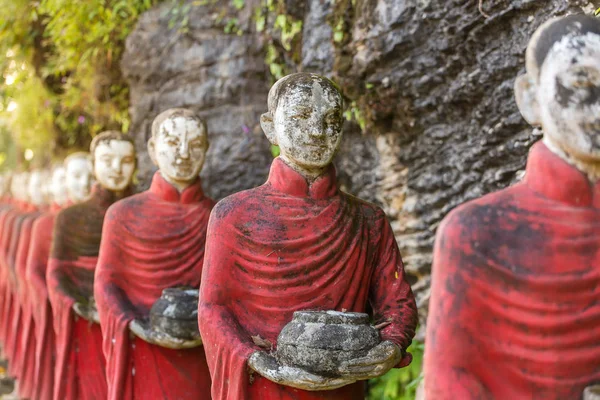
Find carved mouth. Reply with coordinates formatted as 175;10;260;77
109;175;124;183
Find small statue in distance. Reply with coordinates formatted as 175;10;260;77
95;108;214;400
47;132;136;400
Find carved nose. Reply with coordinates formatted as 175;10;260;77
179;142;190;159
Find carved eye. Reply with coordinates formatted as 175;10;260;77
166;138;178;146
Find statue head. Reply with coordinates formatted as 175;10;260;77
90;131;136;192
515;15;600;167
12;172;31;202
148;108;209;191
28;169;46;206
50;163;68;206
64;152;92;203
260;73;344;176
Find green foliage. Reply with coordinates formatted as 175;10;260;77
368;342;424;400
253;0;302;82
344;100;366;130
0;0;162;167
333;18;345;43
595;7;600;16
232;0;245;10
270;144;280;157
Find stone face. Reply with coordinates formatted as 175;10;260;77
276;311;380;377
123;0;596;331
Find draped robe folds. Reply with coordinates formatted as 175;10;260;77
25;203;62;400
13;205;42;399
0;202;16;350
0;205;22;365
95;172;214;400
198;158;418;400
47;184;129;400
424;143;600;400
2;203;36;380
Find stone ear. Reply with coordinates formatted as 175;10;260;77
260;112;278;146
514;74;541;127
147;137;158;166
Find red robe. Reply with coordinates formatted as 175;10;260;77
198;158;418;400
0;202;16;350
47;185;128;400
2;203;36;380
25;203;62;400
13;204;42;399
424;142;600;399
95;172;214;400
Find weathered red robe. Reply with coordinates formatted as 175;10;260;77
0;201;16;350
47;185;128;400
424;142;600;399
2;202;36;382
12;204;42;399
198;158;418;400
25;203;62;400
95;172;214;400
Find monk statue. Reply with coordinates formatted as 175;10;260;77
25;164;68;400
12;169;48;400
424;15;600;399
2;171;36;388
47;133;135;400
198;72;418;400
95;108;214;399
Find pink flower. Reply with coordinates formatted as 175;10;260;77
78;116;86;124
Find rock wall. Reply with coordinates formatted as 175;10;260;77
122;0;597;333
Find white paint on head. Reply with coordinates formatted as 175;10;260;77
65;156;92;203
28;171;45;206
50;166;68;206
93;140;136;192
538;32;600;164
149;116;208;192
271;78;343;179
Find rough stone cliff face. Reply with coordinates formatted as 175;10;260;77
122;0;596;332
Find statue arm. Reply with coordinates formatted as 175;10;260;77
369;214;418;365
423;212;489;399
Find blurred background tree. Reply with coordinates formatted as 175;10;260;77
0;0;162;171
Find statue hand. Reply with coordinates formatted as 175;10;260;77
129;319;202;349
337;341;403;380
72;302;100;324
248;351;356;391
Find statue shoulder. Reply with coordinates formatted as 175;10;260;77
210;188;260;223
104;191;152;223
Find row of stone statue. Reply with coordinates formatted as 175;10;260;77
0;14;597;400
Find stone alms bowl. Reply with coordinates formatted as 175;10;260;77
276;310;380;377
149;287;199;340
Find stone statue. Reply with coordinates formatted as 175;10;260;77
0;171;36;392
11;170;48;399
47;133;135;400
25;164;68;400
198;72;418;400
95;108;214;400
64;152;92;203
424;15;600;399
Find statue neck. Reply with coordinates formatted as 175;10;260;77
159;172;193;193
543;137;600;182
279;155;329;184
